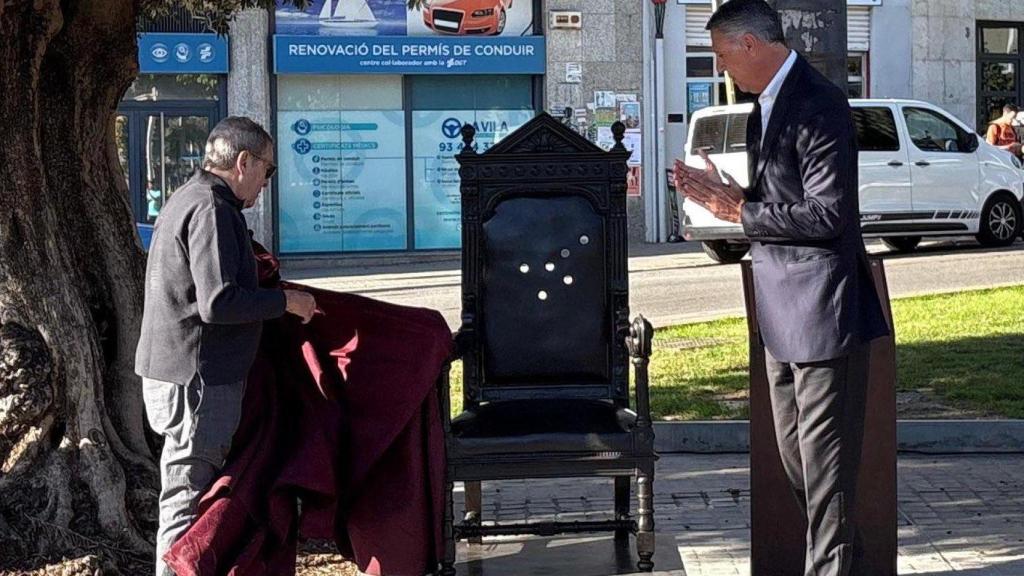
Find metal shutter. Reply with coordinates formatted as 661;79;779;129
685;5;714;48
848;6;871;52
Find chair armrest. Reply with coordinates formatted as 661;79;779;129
450;328;470;362
625;315;654;429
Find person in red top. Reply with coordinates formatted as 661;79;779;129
986;103;1021;158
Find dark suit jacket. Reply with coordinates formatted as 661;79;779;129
741;54;888;363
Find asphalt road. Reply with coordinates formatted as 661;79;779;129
286;238;1024;329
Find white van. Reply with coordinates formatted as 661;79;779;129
680;99;1024;263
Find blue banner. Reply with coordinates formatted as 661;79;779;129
139;33;229;74
274;35;545;74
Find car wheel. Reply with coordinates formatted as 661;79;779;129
496;9;506;34
881;236;921;253
975;192;1022;247
702;240;750;264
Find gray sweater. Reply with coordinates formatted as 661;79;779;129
135;170;287;386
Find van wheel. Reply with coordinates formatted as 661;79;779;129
976;193;1022;247
495;9;506;34
702;241;750;264
881;236;921;253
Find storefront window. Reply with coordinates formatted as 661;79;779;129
977;23;1023;130
143;114;209;222
982;27;1019;55
123;74;221;102
277;75;407;254
982;62;1016;93
411;76;533;249
848;53;866;98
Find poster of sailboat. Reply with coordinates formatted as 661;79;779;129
319;0;379;29
275;0;407;36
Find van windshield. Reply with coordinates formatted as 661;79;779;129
691;113;749;155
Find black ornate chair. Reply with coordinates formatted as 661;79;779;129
439;113;657;574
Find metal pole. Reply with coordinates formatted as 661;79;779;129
642;1;659;243
710;0;738;105
655;37;668;241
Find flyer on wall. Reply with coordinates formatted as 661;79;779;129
277;110;407;253
275;0;534;37
412;110;534;249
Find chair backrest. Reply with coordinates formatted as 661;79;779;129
456;113;632;409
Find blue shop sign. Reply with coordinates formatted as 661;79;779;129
139;33;229;74
274;35;546;75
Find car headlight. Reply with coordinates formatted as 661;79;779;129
472;8;494;16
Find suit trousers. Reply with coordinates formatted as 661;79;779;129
765;343;870;576
142;375;245;576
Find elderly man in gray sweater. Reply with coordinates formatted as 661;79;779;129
135;116;316;576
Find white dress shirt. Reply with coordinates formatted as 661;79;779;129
758;49;798;147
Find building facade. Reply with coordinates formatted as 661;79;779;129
120;1;648;259
639;0;1024;242
120;0;1021;255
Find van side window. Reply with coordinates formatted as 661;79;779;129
690;113;748;155
724;113;748;152
852;107;900;152
902;107;970;153
691;115;727;155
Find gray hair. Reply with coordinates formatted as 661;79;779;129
203;116;274;171
706;0;786;45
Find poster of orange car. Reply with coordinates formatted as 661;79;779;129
421;0;516;35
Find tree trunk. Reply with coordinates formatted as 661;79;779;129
0;1;156;572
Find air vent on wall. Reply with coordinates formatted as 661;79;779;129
550;11;582;29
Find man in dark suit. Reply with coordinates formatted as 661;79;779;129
674;1;889;574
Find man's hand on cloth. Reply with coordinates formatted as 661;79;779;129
284;289;319;324
673;149;745;224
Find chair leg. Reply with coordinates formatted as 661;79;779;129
636;466;655;572
442;476;456;576
464;480;483;545
614;476;631;541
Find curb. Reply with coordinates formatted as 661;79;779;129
653;420;1024;454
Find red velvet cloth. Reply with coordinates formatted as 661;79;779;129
164;248;451;575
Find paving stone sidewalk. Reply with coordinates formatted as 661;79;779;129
452;453;1024;575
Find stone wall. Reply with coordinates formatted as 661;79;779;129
545;0;646;242
910;0;977;126
227;9;274;248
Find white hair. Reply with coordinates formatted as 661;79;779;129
203;116;273;171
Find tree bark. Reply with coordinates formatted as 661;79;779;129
0;0;155;571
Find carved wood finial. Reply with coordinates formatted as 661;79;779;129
460;124;477;156
611;121;627;152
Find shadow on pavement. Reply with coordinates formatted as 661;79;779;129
456;532;686;576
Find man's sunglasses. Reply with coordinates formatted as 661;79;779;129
249;152;277;180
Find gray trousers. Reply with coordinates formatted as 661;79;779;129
765;344;870;576
142;375;245;576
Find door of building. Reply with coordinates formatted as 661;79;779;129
977;23;1022;132
116;74;225;223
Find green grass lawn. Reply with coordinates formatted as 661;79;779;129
448;285;1024;420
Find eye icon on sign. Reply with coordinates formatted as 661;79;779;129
151;43;169;63
442;118;463;139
